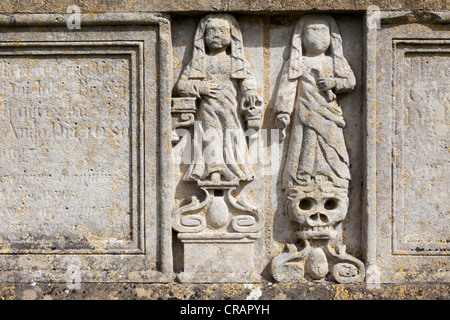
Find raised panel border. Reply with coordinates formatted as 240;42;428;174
0;13;174;282
391;39;450;256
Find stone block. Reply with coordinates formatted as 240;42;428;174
0;3;447;297
0;13;174;283
365;10;449;283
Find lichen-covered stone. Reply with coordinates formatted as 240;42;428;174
0;0;447;300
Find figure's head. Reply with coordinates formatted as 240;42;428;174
288;15;345;80
204;17;232;52
302;17;331;55
188;14;247;79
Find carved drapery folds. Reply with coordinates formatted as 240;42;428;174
171;14;264;283
271;15;365;283
171;13;365;284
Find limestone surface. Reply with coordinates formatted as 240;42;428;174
0;2;447;300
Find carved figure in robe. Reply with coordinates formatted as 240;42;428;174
176;14;262;183
275;15;355;190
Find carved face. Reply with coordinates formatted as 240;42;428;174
285;186;348;240
302;19;331;55
205;18;232;51
241;96;262;118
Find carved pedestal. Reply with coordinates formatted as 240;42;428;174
270;14;367;284
177;232;261;283
173;181;264;282
272;239;365;283
171;97;196;143
170;13;265;283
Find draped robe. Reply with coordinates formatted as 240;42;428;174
275;55;355;189
176;54;257;182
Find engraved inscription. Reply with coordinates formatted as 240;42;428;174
394;45;449;254
0;53;136;253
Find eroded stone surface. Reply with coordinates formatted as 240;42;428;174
0;0;447;14
0;51;134;253
369;12;449;284
0;13;174;283
270;14;365;284
171;14;264;282
0;5;447;295
0;282;448;300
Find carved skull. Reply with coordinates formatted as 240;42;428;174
285;184;349;240
241;95;262;119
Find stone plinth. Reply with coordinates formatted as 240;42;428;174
177;232;261;283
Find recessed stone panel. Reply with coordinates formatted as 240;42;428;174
368;12;450;283
0;44;140;254
0;14;173;283
392;40;449;255
0;7;447;290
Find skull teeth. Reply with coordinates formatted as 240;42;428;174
301;226;330;232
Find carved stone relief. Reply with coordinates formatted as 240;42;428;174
170;13;367;284
171;14;264;283
270;15;365;283
367;11;449;283
0;9;446;286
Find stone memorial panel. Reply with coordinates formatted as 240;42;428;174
0;45;139;253
366;11;449;283
392;40;449;255
0;13;173;283
0;5;447;295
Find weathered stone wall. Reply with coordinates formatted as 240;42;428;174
0;0;448;300
0;0;447;13
1;282;449;300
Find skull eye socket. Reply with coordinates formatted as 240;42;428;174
299;198;314;210
324;198;338;210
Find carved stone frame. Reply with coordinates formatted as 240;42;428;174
364;10;449;285
0;13;174;283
